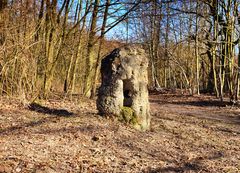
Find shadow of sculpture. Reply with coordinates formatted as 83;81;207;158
28;102;73;117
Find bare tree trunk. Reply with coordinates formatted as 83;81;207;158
213;13;219;97
226;0;234;102
70;0;88;96
0;0;7;45
0;0;7;94
83;0;99;98
164;1;170;88
195;0;200;95
90;0;110;98
235;2;240;101
43;0;58;98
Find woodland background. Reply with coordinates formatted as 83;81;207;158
1;1;240;172
0;0;239;102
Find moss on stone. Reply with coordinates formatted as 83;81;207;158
119;107;149;131
120;106;138;125
119;106;133;122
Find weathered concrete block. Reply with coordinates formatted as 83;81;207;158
97;45;150;130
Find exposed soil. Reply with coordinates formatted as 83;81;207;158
0;93;240;173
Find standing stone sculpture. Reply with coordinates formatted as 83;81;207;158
97;45;150;130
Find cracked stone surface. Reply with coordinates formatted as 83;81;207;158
97;45;150;130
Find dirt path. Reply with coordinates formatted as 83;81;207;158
0;94;240;172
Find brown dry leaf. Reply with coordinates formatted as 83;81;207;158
0;94;240;172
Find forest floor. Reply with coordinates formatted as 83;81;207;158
0;92;240;173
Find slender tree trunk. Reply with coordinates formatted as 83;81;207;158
0;0;7;94
195;0;200;95
0;0;7;45
90;0;110;98
83;0;99;97
213;16;219;97
43;0;58;98
70;0;87;96
164;1;170;88
235;2;240;101
64;54;74;92
226;0;234;102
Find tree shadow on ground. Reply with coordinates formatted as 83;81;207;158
172;100;230;107
34;123;105;135
0;117;51;135
0;103;75;135
145;151;224;173
147;162;201;173
28;103;74;117
0;117;104;136
149;98;230;107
